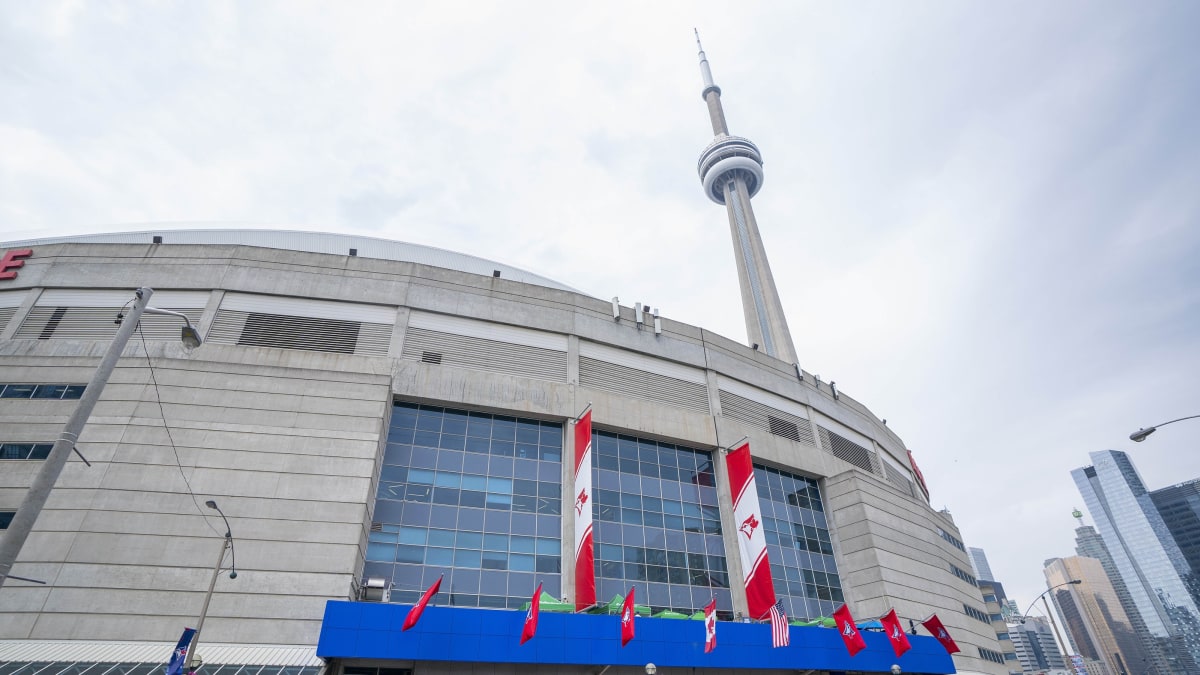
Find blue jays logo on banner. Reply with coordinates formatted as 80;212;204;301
165;627;197;675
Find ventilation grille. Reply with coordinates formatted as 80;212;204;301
0;307;16;334
718;390;816;446
883;462;916;497
207;310;391;356
579;356;710;414
818;425;878;474
402;327;567;382
13;307;204;341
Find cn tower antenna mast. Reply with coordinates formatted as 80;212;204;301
694;30;798;364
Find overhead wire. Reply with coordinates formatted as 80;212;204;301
136;322;224;539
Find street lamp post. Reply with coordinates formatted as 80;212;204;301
1130;414;1200;442
185;500;238;675
0;287;201;590
1022;580;1081;659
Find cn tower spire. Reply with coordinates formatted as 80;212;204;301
694;32;798;364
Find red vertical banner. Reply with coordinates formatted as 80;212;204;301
703;598;717;653
880;608;911;657
922;614;961;654
620;586;636;646
833;604;866;656
401;575;442;631
724;441;777;619
520;582;542;645
573;409;596;611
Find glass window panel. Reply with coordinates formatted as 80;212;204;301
456;531;483;549
483;533;508;550
510;553;536;571
0;384;35;398
535;556;560;573
427;529;456;547
455;549;482;568
414;430;440;447
460;490;486;508
395;544;424;564
397;527;427;545
438;432;465;450
540;426;562;447
425;547;454;566
465;436;491;453
366;542;394;561
482;551;508;570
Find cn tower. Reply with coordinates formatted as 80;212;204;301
695;31;798;365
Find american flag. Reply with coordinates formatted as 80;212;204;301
769;598;789;648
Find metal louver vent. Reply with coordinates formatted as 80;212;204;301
0;307;16;333
818;425;878;474
768;415;801;442
883;462;916;497
579;356;710;414
14;307;205;341
718;390;816;446
207;310;391;356
241;312;359;353
402;327;567;382
370;522;383;532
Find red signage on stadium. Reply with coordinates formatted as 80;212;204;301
0;249;32;280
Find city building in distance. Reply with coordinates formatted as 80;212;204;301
1073;450;1200;673
1006;614;1067;674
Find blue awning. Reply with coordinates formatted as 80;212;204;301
318;601;956;673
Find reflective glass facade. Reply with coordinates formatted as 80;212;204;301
591;430;732;617
1073;450;1200;674
366;402;563;608
755;464;843;620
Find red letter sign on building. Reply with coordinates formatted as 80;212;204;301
0;249;32;280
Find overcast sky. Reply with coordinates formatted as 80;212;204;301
3;1;1199;618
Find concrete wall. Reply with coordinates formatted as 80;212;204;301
1;241;987;661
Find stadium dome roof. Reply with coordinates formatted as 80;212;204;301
3;228;582;294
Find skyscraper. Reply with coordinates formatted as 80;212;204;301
1006;614;1067;673
969;546;995;582
695;33;798;364
1073;449;1200;673
1045;556;1139;675
1151;479;1200;579
1073;509;1161;673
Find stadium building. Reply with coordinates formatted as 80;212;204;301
0;38;1005;675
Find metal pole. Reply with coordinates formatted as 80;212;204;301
185;535;230;674
0;287;154;590
1041;595;1070;659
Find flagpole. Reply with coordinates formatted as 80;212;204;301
572;402;593;423
716;436;749;455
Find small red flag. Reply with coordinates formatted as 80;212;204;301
880;608;911;657
833;604;866;656
520;582;542;645
620;587;636;646
703;598;717;653
922;614;961;654
401;575;442;631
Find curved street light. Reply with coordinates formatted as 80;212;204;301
1130;414;1200;442
184;500;239;675
1022;580;1081;661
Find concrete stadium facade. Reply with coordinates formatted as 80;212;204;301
0;234;1005;674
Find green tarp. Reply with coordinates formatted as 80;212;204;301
652;610;690;619
520;591;573;613
593;594;651;616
